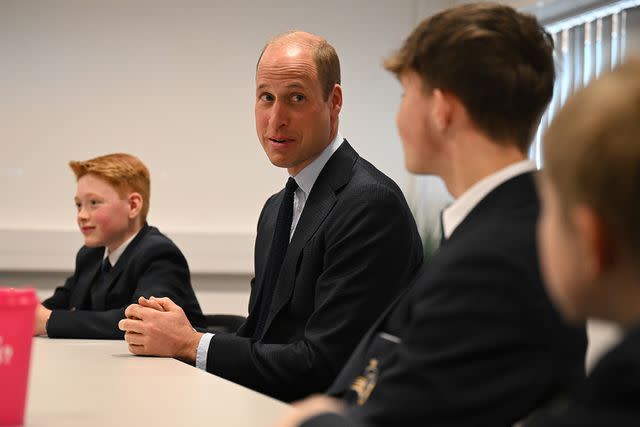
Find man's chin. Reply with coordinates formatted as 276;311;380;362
267;157;293;169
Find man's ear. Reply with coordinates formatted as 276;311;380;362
329;83;343;119
572;205;615;281
431;89;453;133
127;192;143;219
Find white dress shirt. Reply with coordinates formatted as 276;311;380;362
103;230;140;267
441;160;537;239
196;133;344;370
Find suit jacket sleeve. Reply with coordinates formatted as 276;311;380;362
42;275;77;310
301;413;357;427
46;235;195;339
208;184;422;402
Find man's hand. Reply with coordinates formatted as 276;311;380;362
138;295;165;313
33;303;52;336
272;395;345;427
118;296;202;363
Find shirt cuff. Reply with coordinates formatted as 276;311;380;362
195;332;214;370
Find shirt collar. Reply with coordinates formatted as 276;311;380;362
103;229;140;266
442;160;536;239
291;132;344;196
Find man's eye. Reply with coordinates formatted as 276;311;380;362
260;93;274;102
75;202;81;210
291;94;305;102
90;200;100;206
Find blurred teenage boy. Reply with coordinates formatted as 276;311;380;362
34;153;204;339
532;59;640;426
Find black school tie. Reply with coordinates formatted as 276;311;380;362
253;177;298;339
439;209;447;245
91;258;112;309
102;258;112;275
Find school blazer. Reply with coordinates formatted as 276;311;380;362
43;224;204;339
304;172;587;427
206;141;424;402
525;325;640;427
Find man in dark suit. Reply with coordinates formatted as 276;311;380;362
273;4;587;427
34;153;204;339
119;31;423;402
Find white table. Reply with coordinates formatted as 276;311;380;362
25;338;287;426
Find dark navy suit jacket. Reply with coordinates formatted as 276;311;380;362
44;224;204;339
206;141;424;402
303;172;587;427
526;324;640;427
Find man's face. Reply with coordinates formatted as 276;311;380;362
75;174;132;252
537;175;590;323
255;43;340;176
396;71;442;175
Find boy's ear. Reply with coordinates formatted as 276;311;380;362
127;192;143;220
572;205;615;280
431;89;453;134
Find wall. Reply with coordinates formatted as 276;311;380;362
0;0;622;369
0;0;433;275
0;0;451;317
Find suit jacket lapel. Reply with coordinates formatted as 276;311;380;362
92;224;151;310
327;267;420;395
259;141;358;337
70;255;102;310
447;172;537;243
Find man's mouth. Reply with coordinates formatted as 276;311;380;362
269;138;293;144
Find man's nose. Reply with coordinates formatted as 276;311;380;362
270;100;289;129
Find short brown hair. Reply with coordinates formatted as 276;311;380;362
69;153;151;222
384;3;555;152
544;58;640;256
257;31;341;101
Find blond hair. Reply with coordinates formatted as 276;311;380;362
69;153;151;222
544;58;640;255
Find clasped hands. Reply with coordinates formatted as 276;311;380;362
118;296;203;363
119;297;345;427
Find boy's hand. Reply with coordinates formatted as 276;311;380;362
119;297;202;363
33;303;52;336
272;395;345;427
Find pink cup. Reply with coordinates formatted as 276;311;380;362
0;288;38;426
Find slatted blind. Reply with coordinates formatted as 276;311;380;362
530;1;640;165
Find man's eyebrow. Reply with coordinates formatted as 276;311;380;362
285;82;305;89
256;82;306;91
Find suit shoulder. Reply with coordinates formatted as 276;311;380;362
75;245;103;263
350;156;403;193
135;226;184;255
335;163;409;217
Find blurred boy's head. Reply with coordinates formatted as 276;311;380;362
384;2;554;175
69;153;150;252
538;58;640;325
